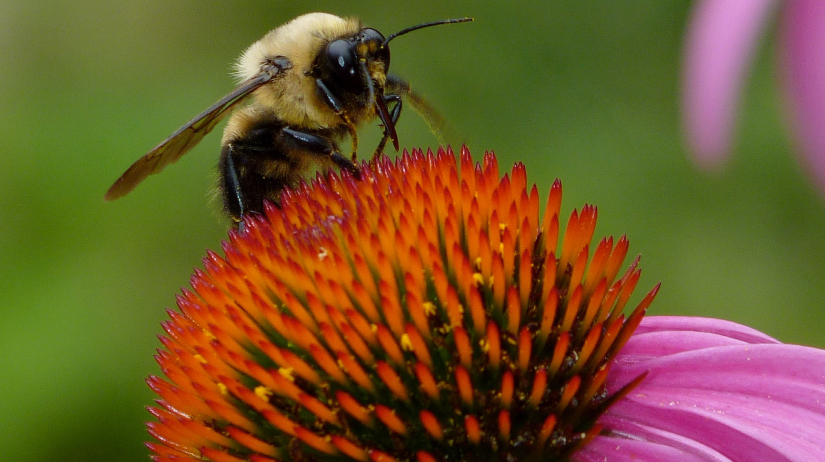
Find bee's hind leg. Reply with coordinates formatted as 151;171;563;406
220;144;248;227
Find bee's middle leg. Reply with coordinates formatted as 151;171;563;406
281;127;361;179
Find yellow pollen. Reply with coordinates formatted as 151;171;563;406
400;333;413;351
317;246;329;260
278;367;295;382
255;386;273;401
472;273;484;285
423;302;437;316
499;223;507;232
478;339;490;353
193;354;207;364
435;324;452;335
217;382;228;396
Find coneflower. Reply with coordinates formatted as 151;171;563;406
147;147;825;461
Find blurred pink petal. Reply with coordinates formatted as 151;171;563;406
779;0;825;195
574;316;825;461
682;0;777;169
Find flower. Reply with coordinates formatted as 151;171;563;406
581;316;825;461
681;0;825;195
146;147;825;461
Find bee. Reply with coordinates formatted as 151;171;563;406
104;12;472;223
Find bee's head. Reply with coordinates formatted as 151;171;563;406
321;18;472;99
324;28;390;94
317;17;472;149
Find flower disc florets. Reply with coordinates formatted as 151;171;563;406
147;147;658;462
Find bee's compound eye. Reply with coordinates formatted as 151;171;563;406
361;28;385;45
326;39;360;90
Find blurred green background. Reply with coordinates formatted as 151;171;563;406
2;0;823;460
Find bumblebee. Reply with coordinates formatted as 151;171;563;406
104;13;472;222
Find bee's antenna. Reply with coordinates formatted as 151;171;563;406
383;17;473;46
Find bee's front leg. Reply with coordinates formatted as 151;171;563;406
374;94;402;158
315;79;359;160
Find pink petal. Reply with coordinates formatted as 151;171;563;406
573;316;825;461
681;0;777;169
632;315;780;345
779;0;825;196
574;430;727;462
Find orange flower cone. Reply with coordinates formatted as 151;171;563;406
146;147;658;461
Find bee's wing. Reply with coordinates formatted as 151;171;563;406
104;72;275;202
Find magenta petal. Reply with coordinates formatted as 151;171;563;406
632;315;780;345
573;316;825;461
574;430;727;462
779;0;825;196
681;0;777;169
